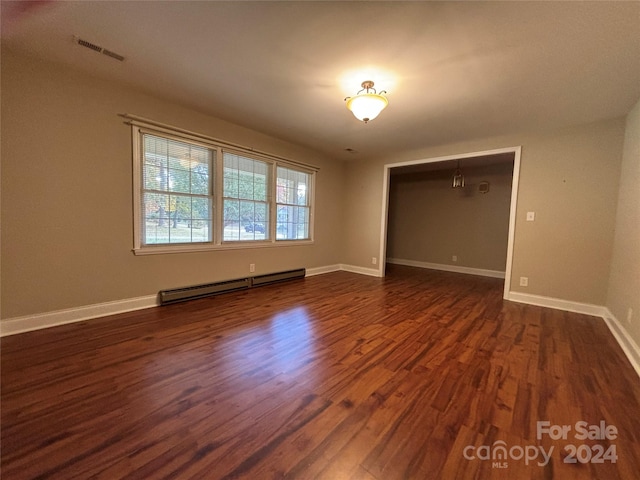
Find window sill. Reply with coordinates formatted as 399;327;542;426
132;239;314;255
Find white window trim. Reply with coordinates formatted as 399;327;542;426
128;117;316;255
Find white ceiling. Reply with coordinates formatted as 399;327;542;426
2;1;639;161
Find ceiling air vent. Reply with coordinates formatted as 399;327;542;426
74;36;125;62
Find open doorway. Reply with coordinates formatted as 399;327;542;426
378;147;521;299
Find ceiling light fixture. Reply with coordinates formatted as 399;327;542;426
452;160;465;188
344;81;388;123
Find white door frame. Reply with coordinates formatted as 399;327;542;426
378;146;522;300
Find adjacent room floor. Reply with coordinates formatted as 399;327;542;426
2;265;639;479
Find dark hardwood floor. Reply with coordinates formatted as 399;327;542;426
2;265;640;479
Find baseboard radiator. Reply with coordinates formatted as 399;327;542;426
159;268;306;305
250;268;306;287
159;278;250;305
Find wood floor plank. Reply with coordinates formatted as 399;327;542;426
2;265;640;479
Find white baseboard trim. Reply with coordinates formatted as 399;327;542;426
339;264;382;277
506;291;607;317
1;295;158;337
305;264;341;276
602;309;640;379
387;258;505;279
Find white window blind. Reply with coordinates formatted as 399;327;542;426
141;134;213;245
222;152;270;242
276;166;311;241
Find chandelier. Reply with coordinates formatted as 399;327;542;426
452;160;465;188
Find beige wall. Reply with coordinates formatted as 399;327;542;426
607;98;640;347
1;48;345;319
1;45;634;324
345;118;625;305
387;162;513;272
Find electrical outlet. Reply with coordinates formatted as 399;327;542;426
520;276;529;287
627;308;633;324
452;255;458;262
371;257;377;265
249;263;255;273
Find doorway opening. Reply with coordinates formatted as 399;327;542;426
378;147;521;300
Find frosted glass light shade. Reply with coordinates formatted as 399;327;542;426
452;169;465;188
346;93;388;123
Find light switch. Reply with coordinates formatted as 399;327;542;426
526;212;535;221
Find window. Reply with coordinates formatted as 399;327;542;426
141;133;213;245
276;166;311;240
223;152;269;242
130;119;315;254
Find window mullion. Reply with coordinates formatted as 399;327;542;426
268;162;276;242
214;146;223;245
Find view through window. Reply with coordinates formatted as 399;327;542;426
133;125;315;253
